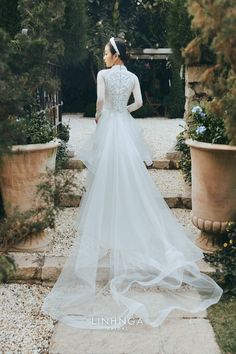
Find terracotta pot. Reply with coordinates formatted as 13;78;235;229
185;139;236;252
0;141;60;252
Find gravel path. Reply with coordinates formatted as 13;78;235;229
0;283;54;353
43;205;198;258
63;114;185;160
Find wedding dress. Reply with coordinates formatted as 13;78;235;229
41;64;223;330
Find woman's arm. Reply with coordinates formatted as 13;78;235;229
95;70;105;124
127;75;143;113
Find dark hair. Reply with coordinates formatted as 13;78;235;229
107;37;129;64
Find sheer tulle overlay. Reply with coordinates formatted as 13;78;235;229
41;66;223;330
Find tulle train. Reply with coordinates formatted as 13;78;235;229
41;109;223;330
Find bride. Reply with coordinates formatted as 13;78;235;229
41;37;223;330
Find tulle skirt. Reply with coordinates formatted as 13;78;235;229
41;108;223;330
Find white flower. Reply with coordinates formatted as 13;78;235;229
192;105;203;114
196;125;206;134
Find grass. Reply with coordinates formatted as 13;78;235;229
207;293;236;354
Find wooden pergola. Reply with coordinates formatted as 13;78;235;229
129;48;172;60
129;48;173;116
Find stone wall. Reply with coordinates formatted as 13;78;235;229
184;65;213;121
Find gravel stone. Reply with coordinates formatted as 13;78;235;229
0;283;55;353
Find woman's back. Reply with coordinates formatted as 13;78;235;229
97;65;143;114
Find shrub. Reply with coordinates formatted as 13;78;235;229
183;0;236;145
132;103;156;118
167;58;185;118
84;102;96;117
175;102;230;183
204;221;236;295
187;103;230;144
175;129;191;184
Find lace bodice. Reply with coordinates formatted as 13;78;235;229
96;65;143;114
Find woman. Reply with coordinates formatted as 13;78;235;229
41;37;223;330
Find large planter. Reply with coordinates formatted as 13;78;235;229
185;139;236;252
0;141;60;252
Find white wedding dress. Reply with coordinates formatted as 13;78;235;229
41;64;223;330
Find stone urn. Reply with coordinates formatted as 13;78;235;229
0;140;60;252
185;139;236;253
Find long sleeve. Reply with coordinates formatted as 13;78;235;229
96;70;105;114
127;75;143;113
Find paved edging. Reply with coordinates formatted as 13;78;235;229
58;193;191;209
65;158;181;170
7;253;217;285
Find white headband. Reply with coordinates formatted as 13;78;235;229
109;37;120;55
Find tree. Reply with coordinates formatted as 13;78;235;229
166;0;193;66
60;0;88;67
0;0;21;37
183;0;236;144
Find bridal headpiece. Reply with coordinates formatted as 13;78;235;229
109;37;120;55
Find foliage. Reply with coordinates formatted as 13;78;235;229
204;221;236;296
1;0;87;152
0;0;21;37
57;122;70;143
175;129;191;184
0;0;86;281
17;0;65;64
86;0;120;70
86;0;174;70
84;102;96;117
175;102;230;183
207;293;236;354
56;141;70;170
129;0;172;48
183;0;236;144
61;61;96;113
0;254;16;283
55;123;71;169
60;0;88;67
0;28;28;157
165;0;193;118
132;103;156;118
0;0;65;155
10;103;57;145
167;57;185;118
166;0;193;66
0;168;77;254
12;0;65;99
187;103;230;144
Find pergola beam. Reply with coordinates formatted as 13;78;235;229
129;48;172;60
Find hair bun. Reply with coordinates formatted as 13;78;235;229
108;37;130;64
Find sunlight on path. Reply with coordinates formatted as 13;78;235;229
63;114;185;160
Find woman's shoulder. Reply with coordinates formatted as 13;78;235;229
97;69;107;78
127;70;140;86
126;69;139;80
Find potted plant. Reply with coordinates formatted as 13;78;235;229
0;14;64;252
182;0;236;253
0;0;90;257
0;102;61;252
184;103;236;252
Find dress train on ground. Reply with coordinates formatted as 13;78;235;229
41;107;223;330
